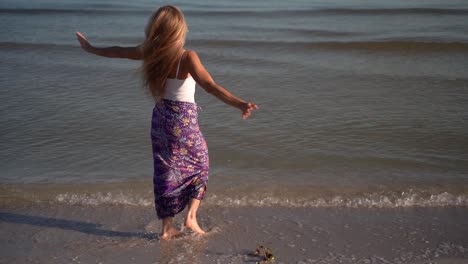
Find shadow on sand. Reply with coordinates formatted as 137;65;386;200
0;211;157;240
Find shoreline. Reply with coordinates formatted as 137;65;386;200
3;181;468;209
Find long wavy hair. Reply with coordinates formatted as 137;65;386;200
141;5;187;99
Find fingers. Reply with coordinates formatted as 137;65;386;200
75;32;90;46
75;31;87;41
242;111;251;119
75;32;93;52
242;102;258;119
248;102;259;110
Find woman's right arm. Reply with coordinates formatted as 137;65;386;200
75;32;142;60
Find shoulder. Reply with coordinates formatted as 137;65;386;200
185;49;201;64
185;49;197;57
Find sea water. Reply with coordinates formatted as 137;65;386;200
1;0;468;208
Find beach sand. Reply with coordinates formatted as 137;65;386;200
1;203;468;263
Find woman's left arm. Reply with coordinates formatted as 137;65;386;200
187;50;258;119
75;32;142;60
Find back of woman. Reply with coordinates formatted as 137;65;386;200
76;5;258;240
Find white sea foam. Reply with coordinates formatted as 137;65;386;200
206;192;468;208
55;192;153;207
53;191;468;208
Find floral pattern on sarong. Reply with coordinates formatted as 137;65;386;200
151;99;209;219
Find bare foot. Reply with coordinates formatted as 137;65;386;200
160;227;183;240
184;218;206;235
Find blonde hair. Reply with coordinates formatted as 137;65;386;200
141;5;188;99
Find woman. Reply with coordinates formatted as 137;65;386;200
76;5;258;240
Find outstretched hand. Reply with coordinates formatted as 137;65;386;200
75;32;93;53
240;102;259;119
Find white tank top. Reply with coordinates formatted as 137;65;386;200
163;50;197;103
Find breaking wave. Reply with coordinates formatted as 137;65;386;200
52;190;468;208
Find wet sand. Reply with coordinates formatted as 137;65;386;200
1;203;468;263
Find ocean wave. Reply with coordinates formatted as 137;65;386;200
189;39;468;52
0;8;147;16
55;192;153;207
309;7;468;15
1;8;467;17
51;190;468;208
0;42;74;51
2;39;468;53
206;192;468;208
2;182;468;208
184;8;468;17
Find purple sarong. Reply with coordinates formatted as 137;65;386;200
151;99;209;219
